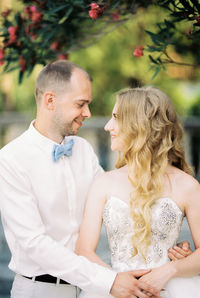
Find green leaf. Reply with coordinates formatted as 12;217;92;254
58;7;73;24
145;30;163;46
149;55;159;64
147;45;163;52
157;57;162;64
5;66;19;73
48;4;68;15
152;67;160;79
18;70;24;84
164;19;175;29
41;29;57;47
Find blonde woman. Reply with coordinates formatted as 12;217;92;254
76;87;200;298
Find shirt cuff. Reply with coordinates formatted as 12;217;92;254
91;267;117;295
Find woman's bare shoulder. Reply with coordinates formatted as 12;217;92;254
169;166;200;199
93;169;120;186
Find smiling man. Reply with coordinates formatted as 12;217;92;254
0;60;160;298
34;62;92;141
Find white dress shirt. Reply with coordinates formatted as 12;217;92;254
0;122;116;295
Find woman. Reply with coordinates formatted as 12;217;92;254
76;86;200;297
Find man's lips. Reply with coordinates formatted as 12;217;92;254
74;120;83;127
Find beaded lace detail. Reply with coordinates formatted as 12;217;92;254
103;197;184;272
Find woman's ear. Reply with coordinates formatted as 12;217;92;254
43;92;56;110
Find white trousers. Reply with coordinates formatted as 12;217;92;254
10;275;81;298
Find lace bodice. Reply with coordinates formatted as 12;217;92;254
103;197;184;272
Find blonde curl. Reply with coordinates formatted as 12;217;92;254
115;86;193;259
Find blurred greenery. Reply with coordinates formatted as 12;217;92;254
0;3;200;116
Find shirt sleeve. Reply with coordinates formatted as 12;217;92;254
0;155;116;295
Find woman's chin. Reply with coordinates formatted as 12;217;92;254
110;145;118;151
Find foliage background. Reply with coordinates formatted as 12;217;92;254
0;0;200;117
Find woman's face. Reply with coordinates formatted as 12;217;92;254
104;103;125;152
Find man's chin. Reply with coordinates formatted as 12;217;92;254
67;128;79;136
65;132;76;137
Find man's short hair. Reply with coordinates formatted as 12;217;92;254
35;60;92;103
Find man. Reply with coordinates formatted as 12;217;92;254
0;60;163;298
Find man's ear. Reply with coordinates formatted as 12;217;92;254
43;92;56;110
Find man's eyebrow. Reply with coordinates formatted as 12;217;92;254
74;99;90;103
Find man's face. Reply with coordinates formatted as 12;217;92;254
53;69;92;138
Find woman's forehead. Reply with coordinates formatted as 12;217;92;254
112;103;118;113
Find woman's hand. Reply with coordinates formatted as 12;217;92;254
139;263;177;293
168;241;193;261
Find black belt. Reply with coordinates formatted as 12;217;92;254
23;274;70;284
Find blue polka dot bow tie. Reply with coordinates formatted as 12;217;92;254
52;139;74;162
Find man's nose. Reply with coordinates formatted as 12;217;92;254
82;105;91;118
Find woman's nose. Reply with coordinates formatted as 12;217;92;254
104;118;112;131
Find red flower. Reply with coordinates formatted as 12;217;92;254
112;12;120;21
90;3;99;9
19;56;26;72
97;7;105;17
32;11;43;23
24;5;43;23
2;9;12;17
89;9;99;19
51;41;59;50
8;26;18;36
196;16;200;24
133;46;144;58
7;26;18;45
30;33;37;40
30;6;37;13
89;2;105;19
30;6;43;23
0;49;4;59
0;48;4;65
16;41;21;47
57;53;68;60
24;6;32;18
25;24;31;36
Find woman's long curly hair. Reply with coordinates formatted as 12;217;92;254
115;86;193;259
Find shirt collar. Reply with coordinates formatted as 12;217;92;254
27;120;66;153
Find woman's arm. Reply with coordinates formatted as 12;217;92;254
140;178;200;290
171;179;200;276
75;173;110;268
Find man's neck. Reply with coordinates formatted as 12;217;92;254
34;119;64;144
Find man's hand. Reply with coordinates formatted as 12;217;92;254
168;241;192;261
139;263;176;296
110;270;161;298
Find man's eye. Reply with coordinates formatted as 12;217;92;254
77;103;84;108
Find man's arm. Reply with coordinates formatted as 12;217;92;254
0;156;116;295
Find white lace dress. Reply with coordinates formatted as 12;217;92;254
79;197;200;298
